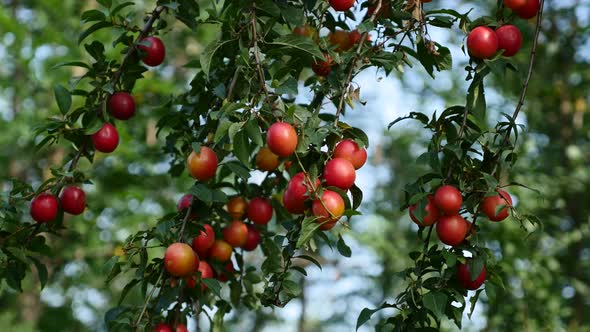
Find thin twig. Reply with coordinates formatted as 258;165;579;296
134;269;165;330
177;200;194;242
334;0;382;125
251;7;272;108
503;0;545;144
135;198;194;329
226;66;241;101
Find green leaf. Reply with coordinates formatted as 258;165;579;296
201;39;234;77
282;279;301;297
78;21;113;44
245;119;263;147
51;61;90;70
6;247;28;264
356;304;393;331
423;291;448;318
289;265;307;276
214;119;232;143
189;183;213;203
336;234;352;257
296;217;322;248
29;256;48;289
96;0;112;8
203;278;222;298
104;257;122;284
268;35;325;59
466;74;488;127
350;184;363;210
294;254;322;271
225;161;251;180
469;257;485;282
468;289;483;319
233;131;251;166
54;85;72;115
388;112;430;129
118;279;140;305
275;76;298;95
110;2;134;16
347;127;370;148
81;9;107;23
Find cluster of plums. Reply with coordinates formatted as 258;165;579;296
92;36;166;153
292;1;374;78
409;185;513;290
162;120;368;306
29;186;86;223
162;196;266;291
28;37;167;224
467;0;541;60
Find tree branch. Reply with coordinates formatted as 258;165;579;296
251;7;272;109
333;1;382;125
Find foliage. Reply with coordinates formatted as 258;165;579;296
0;0;563;331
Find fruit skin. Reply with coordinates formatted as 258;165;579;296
60;186;86;215
333;139;368;169
175;324;188;332
457;262;486;290
247;197;273;225
139;36;166;66
293;25;317;39
409;196;440;226
227;196;248;220
480;189;513;222
434;185;463;215
192;224;215;257
217;262;236;282
496;25;522;57
312;54;334;77
256;147;280;171
108;92;135;120
92;123;119;153
329;0;355;11
515;0;540;19
30;193;59;223
329;30;354;52
467;26;499;59
323;158;356;190
164;243;198;277
176;194;198;220
223;220;248;247
312;190;345;228
187;146;218;181
367;0;390;17
504;0;527;10
348;30;370;45
266;122;298;157
242;225;261;251
198;260;214;290
209;239;233;262
155;323;172;332
436;215;468;246
283;172;320;214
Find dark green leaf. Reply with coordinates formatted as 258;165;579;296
201;39;234;77
54;85;72;115
268;35;324;59
423;291;448;318
78;21;113;44
336;234;352;257
203;278;222;298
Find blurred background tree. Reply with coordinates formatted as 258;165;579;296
0;0;588;331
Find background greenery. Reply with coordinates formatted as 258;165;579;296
0;0;588;331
